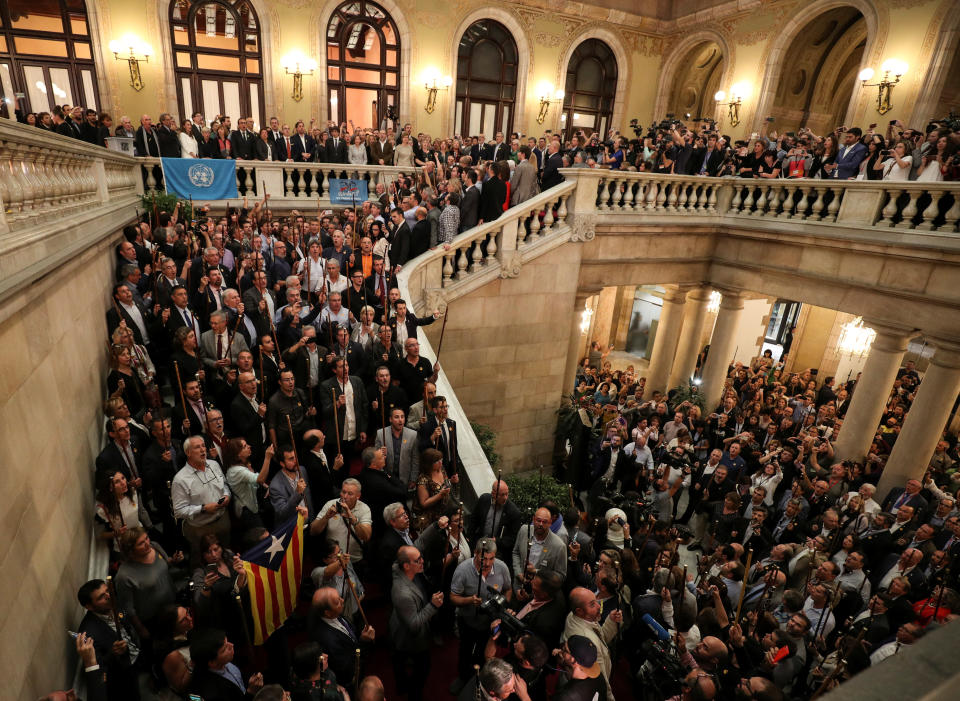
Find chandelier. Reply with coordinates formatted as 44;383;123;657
837;316;876;357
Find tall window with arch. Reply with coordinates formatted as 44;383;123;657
561;39;617;141
454;20;518;137
326;0;400;130
0;0;100;117
169;0;263;129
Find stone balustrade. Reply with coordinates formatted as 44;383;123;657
570;169;960;240
0;120;141;307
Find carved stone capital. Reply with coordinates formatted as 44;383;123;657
499;251;522;279
569;213;597;242
423;288;446;314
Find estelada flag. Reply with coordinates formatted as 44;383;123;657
239;513;304;644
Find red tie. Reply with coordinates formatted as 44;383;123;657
286;138;291;159
378;275;385;298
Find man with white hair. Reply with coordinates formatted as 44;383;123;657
171;435;231;562
843;483;880;514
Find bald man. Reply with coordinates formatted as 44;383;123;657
562;587;622;699
308;586;375;690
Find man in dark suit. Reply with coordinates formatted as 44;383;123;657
328;325;370;381
388;298;438;342
95;418;143;484
376;501;417;583
291;121;316;162
142;416;181;535
418;399;463;480
326;126;349;163
303;429;341;503
816;376;838;408
134;114;160;157
467;479;522;558
591;434;631;488
190;628;262;701
833;128;868;179
370;130;394;165
81;109;101;145
230;117;255;160
459;169;481;232
515;570;567;649
541;141;565;190
155;113;181;158
229;371;268;462
364;256;393;311
77;579;141;701
319;357;369;468
390;546;443;700
483;132;508;162
266;116;283;148
107;283;158;348
388;208;412;270
689;134;725;176
410;207;431;259
172;378;208;440
362;448;409;541
478;163;506;224
882;479;929;518
274;123;295;161
309;586;375;691
188;112;205;143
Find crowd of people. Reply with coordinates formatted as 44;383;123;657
28;106;959;701
14;99;960;183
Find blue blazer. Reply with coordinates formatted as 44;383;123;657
290;133;316;162
834;142;867;179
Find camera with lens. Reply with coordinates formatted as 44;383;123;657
635;639;686;700
385;104;398;122
480;591;528;640
630;118;642;137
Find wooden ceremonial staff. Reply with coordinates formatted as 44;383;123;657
435;308;449;362
258;352;264;402
285;414;302;479
235;594;256;659
305;353;314;406
344;572;369;628
735;548;754;624
173;360;188;419
331;388;343;454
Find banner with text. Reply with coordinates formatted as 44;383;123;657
328;178;368;205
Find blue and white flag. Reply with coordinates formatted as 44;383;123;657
161;158;238;200
328;178;368;205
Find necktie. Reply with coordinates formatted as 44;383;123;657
339;617;357;641
377;275;385;298
286;138;291;159
217;334;224;360
183;309;193;329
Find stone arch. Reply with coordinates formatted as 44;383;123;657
911;0;960;125
311;0;412;127
156;0;279;122
752;0;882;133
554;27;629;135
653;30;733;123
447;8;531;136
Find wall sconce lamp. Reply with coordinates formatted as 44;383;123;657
282;53;317;103
423;69;452;114
858;59;907;115
714;83;748;127
537;83;565;124
108;37;152;92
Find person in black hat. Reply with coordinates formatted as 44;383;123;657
553;635;608;701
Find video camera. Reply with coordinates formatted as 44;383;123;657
635;639;687;700
480;591;529;640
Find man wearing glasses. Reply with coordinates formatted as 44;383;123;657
390;546;444;701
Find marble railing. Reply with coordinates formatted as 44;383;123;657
139;157;421;203
0;120;141;306
574;168;960;239
396;180;579;501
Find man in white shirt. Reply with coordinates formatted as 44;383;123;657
171;436;231;562
310;478;372;562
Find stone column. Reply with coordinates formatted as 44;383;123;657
699;291;745;407
832;323;914;463
877;341;960;499
644;287;687;395
562;291;593;398
668;285;712;390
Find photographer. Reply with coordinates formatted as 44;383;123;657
552;635;608;701
449;539;513;694
483;628;550;701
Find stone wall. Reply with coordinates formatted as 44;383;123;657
0;239;115;698
423;244;583;472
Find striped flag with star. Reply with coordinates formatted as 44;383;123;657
239;513;304;644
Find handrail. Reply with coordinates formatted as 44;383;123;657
395;179;579;503
563;168;960;240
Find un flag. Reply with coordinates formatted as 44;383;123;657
161;158;238;200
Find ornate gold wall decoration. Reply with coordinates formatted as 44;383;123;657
534;32;564;48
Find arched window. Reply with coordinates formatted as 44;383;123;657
0;0;100;116
455;20;517;137
561;39;617;140
169;0;263;128
326;1;400;129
